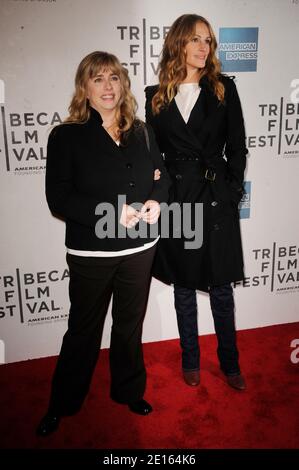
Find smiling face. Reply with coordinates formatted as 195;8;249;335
184;21;211;77
86;68;122;117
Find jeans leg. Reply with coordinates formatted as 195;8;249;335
209;284;240;375
174;285;199;371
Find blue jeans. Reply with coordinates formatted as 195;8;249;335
174;284;240;376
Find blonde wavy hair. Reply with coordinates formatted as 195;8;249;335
152;14;225;114
65;51;139;142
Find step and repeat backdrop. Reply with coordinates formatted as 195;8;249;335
0;0;299;363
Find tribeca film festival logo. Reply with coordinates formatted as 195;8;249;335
116;20;170;85
0;79;62;175
247;79;299;157
234;243;299;293
219;27;258;72
0;267;69;326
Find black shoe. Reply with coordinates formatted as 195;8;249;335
128;399;153;415
36;413;61;437
183;370;200;386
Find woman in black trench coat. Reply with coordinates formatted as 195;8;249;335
145;14;247;390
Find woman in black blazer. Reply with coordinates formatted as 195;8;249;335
37;51;169;436
145;14;247;390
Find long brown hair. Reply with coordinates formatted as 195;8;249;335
65;51;139;141
152;14;224;114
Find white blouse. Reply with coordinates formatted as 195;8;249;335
175;83;201;123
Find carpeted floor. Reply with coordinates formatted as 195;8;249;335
0;322;298;449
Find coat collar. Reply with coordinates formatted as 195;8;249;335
87;105;124;151
169;75;220;128
89;105;103;125
198;74;210;89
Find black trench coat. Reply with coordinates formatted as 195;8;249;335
145;75;247;291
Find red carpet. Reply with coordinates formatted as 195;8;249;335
0;323;298;449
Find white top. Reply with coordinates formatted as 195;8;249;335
175;83;201;123
67;237;159;258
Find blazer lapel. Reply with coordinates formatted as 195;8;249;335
198;75;222;124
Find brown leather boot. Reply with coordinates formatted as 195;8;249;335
226;374;246;390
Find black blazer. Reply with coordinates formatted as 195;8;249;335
46;107;170;252
145;75;247;290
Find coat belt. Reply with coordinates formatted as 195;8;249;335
163;153;223;182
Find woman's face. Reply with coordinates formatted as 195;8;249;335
86;68;121;115
184;21;211;74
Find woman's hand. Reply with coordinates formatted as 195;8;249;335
154;169;161;181
140;200;160;224
120;204;141;228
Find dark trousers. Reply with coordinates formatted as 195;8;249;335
48;246;156;416
174;284;240;375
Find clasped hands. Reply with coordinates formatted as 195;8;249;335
120;168;161;229
120;200;160;229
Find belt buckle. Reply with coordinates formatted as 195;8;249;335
205;169;216;182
